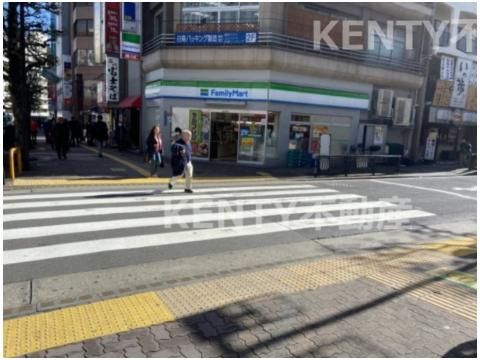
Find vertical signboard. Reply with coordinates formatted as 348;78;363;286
106;57;120;103
121;2;142;61
424;129;438;161
105;2;120;56
466;62;477;111
63;55;72;107
450;58;472;108
93;3;104;64
440;56;455;81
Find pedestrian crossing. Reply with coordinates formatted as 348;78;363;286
3;183;434;280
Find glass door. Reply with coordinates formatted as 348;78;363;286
237;112;267;164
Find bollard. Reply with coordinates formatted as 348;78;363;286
8;147;22;181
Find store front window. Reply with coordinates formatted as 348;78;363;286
266;112;279;158
171;108;268;164
290;114;353;156
238;113;266;163
182;2;259;24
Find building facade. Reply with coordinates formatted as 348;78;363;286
55;2;143;149
418;3;477;162
142;2;432;167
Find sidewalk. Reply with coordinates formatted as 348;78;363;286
5;138;475;188
4;236;476;358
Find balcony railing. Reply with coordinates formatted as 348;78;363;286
143;31;425;75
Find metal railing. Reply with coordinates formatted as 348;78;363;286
143;31;425;74
313;154;402;177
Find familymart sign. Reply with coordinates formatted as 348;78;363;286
145;80;369;109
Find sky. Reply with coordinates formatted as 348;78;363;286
448;2;477;13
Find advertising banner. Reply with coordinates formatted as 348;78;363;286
176;32;258;45
440;56;455;81
466;62;476;111
122;2;137;32
450;58;472;108
106;56;119;103
188;110;209;158
105;2;121;55
121;32;141;60
424;130;438;161
240;137;255;156
63;55;72;107
373;126;385;145
432;80;453;107
121;3;142;60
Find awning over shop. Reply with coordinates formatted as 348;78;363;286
118;96;141;109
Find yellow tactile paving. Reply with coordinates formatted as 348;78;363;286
429;268;477;290
3;292;174;358
367;268;476;321
3;237;477;357
11;176;274;187
416;237;477;257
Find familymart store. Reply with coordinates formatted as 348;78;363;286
144;79;370;167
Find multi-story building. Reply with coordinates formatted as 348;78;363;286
142;2;433;167
55;2;143;149
418;2;477;162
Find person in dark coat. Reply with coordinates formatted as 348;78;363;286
86;120;94;146
70;117;83;146
54;117;70;160
3;121;15;151
115;121;127;151
168;129;193;193
146;125;164;176
94;115;109;158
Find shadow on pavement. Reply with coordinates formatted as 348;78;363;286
175;261;476;357
442;339;477;358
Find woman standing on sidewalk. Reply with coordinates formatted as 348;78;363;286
146;125;164;177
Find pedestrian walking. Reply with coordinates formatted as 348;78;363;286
70;117;83;146
459;138;473;167
171;127;182;144
115;121;127;151
168;129;194;193
94;115;109;158
86;120;94;146
53;117;70;160
146;125;164;177
30;119;38;147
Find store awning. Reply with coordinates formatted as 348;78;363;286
118;96;141;109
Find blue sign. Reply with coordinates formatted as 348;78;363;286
123;2;136;21
175;32;258;45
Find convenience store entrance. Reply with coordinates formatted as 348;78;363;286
210;112;238;161
171;108;268;164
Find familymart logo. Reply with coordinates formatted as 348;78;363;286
200;88;249;99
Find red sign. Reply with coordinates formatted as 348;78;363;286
105;3;120;55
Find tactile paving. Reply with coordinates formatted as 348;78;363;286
3;292;174;358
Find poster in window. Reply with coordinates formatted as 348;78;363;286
240;137;255;156
373;126;385;145
310;125;328;154
189;110;209;158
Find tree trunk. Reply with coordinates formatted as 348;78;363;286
7;3;30;169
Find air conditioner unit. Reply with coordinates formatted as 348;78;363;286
393;97;413;126
375;89;394;118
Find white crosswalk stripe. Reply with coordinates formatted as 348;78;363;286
3;188;337;210
3;184;434;272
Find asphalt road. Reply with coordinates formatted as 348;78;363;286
3;175;477;306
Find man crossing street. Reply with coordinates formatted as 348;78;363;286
95;115;109;158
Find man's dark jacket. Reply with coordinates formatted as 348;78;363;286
170;138;191;176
